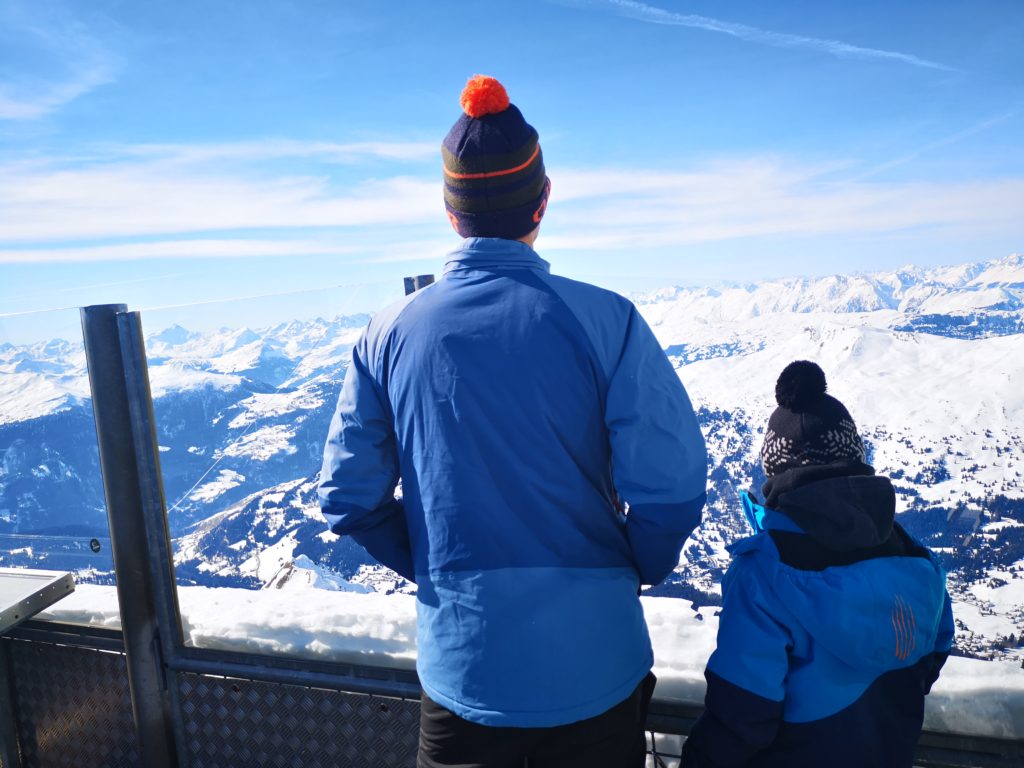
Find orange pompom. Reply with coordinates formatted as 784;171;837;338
460;75;510;118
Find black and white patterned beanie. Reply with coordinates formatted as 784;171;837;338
760;361;866;477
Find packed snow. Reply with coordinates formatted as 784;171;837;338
668;317;1024;506
219;424;298;461
0;358;90;425
146;360;243;396
188;469;245;503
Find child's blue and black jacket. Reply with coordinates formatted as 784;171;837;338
318;237;708;728
682;463;954;768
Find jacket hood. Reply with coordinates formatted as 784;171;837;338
732;533;948;674
762;459;875;506
771;472;896;552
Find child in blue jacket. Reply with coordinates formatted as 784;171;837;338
682;361;954;768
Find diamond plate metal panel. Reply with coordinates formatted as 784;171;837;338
179;673;420;768
5;637;139;768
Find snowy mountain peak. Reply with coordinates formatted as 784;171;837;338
636;253;1024;324
149;324;194;347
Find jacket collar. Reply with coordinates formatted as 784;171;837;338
443;237;551;275
774;474;897;552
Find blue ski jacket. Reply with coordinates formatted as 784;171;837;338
319;237;708;727
682;468;954;768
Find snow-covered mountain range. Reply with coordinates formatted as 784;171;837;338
640;255;1024;661
1;253;1022;659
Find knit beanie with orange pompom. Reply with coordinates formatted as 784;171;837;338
442;75;551;240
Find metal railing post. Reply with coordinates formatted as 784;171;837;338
117;310;190;762
403;274;435;295
116;312;185;649
80;304;178;768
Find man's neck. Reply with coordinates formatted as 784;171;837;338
516;227;539;249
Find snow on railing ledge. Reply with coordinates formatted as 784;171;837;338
36;584;1024;742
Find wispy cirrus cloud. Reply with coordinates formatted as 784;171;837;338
0;140;441;244
1;140;1021;266
543;161;1024;251
567;0;955;72
0;66;114;121
0;1;119;120
852;111;1020;181
117;139;439;166
0;239;360;264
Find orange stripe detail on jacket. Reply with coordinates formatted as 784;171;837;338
891;608;904;660
891;595;917;661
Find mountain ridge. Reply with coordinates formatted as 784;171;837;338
2;253;1022;659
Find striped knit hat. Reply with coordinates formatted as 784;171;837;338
442;75;551;240
760;361;867;477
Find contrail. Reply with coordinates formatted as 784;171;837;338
576;0;956;72
853;111;1018;181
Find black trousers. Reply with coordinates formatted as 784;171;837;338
417;673;657;768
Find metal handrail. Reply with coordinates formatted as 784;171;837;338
10;619;1023;768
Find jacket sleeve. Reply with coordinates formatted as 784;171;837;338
608;306;708;585
682;557;788;767
934;589;955;654
922;589;954;693
318;333;414;582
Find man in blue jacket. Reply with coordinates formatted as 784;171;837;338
319;75;708;768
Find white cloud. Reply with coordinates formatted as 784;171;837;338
541;162;1024;250
0;2;119;120
0;239;353;264
118;139;439;165
1;144;1021;264
0;66;114;120
853;112;1019;181
0;155;441;242
573;0;955;71
0;234;456;265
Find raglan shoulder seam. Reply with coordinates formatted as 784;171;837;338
538;272;634;385
363;281;439;382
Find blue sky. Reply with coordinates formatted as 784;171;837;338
1;0;1022;338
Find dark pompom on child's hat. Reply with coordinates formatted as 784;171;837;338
442;75;551;240
774;360;828;411
760;361;866;477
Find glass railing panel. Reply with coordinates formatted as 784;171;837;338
138;281;411;657
0;307;115;597
16;258;1018;743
